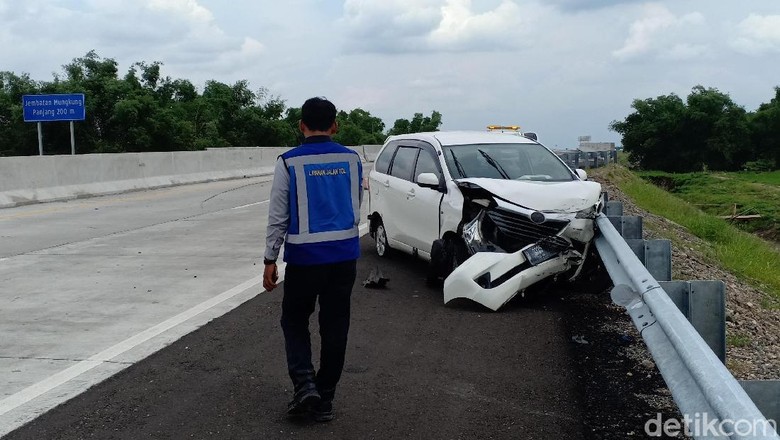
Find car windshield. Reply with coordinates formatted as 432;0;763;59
442;143;575;181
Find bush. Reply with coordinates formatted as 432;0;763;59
742;159;776;172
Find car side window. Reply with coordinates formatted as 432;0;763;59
375;144;398;174
389;146;419;181
414;149;440;182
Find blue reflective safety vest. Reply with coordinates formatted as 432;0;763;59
280;140;362;265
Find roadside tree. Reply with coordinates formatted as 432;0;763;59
749;87;780;169
610;86;754;172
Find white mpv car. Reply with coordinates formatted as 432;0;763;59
366;131;604;311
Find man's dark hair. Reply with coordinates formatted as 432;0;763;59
301;97;337;131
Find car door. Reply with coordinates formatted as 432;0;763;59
383;145;420;250
404;143;445;255
368;141;398;228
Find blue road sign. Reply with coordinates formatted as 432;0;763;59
23;93;86;122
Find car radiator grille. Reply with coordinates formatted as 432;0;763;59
486;207;570;252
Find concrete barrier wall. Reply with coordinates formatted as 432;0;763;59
362;145;383;163
0;145;378;209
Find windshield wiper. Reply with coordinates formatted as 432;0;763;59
477;149;510;179
449;150;467;178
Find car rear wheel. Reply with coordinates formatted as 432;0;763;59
375;221;390;257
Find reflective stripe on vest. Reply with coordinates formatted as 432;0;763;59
284;152;361;245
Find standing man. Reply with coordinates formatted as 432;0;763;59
263;97;363;423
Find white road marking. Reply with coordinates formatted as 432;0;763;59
232;200;269;210
0;258;7;262
0;222;369;417
0;275;262;416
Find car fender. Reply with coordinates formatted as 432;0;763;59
440;179;464;238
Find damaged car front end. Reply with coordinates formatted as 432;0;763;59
442;178;603;311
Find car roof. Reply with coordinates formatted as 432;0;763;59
387;131;538;147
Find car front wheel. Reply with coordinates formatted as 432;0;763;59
427;239;446;285
427;237;468;285
445;237;469;274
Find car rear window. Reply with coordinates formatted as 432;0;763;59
375;144;398;174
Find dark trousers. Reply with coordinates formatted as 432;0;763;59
281;259;356;402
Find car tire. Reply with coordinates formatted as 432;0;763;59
426;239;446;286
442;237;469;278
375;221;391;258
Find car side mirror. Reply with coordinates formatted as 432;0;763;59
575;169;588;180
523;132;538;141
417;172;443;191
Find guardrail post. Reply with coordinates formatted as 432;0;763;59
740;381;780;427
607;215;642;239
660;280;726;362
605;200;623;216
626;239;672;282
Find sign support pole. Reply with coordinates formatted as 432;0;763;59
70;121;75;155
37;122;43;156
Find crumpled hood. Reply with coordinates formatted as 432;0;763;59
456;177;602;212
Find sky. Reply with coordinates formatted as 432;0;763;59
2;0;779;149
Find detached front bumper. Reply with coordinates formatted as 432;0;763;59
443;247;575;311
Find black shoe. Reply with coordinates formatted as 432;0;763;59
287;389;321;416
310;400;334;422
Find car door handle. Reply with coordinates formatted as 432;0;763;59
382;180;390;188
406;189;415;199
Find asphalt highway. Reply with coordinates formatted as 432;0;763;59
3;235;587;439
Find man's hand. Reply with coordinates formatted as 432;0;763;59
263;263;279;291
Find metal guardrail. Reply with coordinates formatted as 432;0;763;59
594;213;779;439
555;150;617;169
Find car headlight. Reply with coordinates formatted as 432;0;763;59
575;205;598;219
462;211;489;254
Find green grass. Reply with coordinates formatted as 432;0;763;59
634;170;780;241
616;150;631;168
594;165;780;301
727;333;752;348
736;170;780;186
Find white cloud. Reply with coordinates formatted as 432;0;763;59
0;0;264;84
663;43;710;60
547;0;645;12
429;0;541;51
340;0;546;53
731;14;780;54
146;0;213;23
613;4;707;60
340;0;441;52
